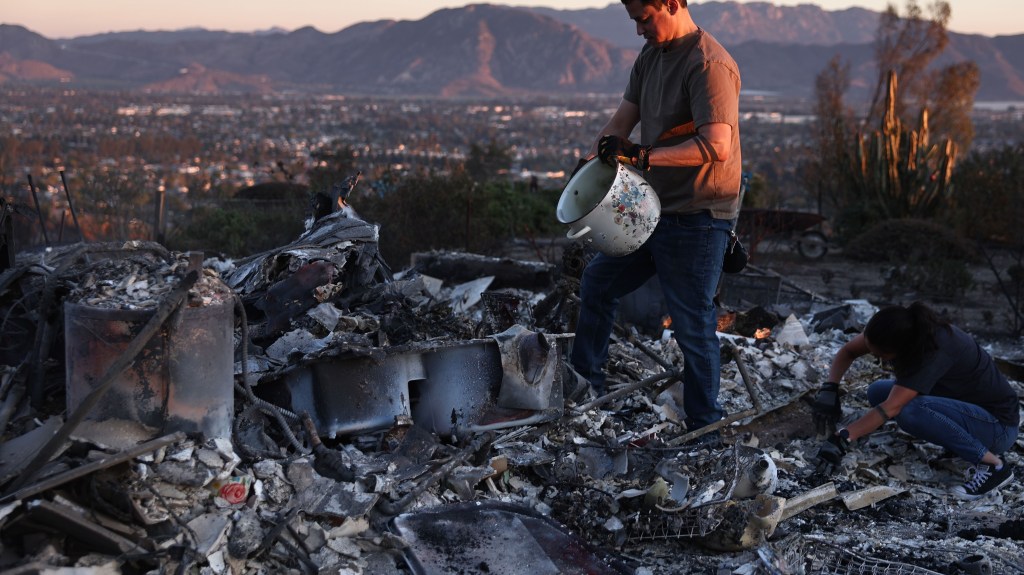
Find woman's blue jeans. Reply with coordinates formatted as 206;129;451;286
571;211;731;429
867;379;1019;464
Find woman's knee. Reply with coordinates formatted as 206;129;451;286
866;379;895;406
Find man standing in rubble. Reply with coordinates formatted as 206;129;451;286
571;0;742;433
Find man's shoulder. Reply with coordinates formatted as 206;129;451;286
696;29;738;66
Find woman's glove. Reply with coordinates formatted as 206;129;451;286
810;381;842;435
815;429;850;474
598;135;651;170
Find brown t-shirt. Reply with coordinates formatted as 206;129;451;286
623;28;742;219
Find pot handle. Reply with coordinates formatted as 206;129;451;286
566;225;591;240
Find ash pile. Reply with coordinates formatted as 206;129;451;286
1;208;1023;575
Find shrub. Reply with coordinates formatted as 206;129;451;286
844;219;975;263
168;200;307;257
844;219;975;298
357;172;563;268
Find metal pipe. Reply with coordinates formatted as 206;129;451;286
58;170;84;242
575;368;680;413
26;175;49;247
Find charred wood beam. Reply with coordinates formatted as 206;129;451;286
27;274;57;407
27;174;49;247
618;324;685;399
0;431;186;504
20;499;146;556
614;328;768;449
375;432;493;517
411;251;555;290
0;365;26;432
725;343;766;414
665;407;759;447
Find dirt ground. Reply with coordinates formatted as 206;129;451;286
728;239;1021;352
506;234;1021;353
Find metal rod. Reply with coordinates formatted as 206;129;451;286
27;174;50;247
619;325;685;399
727;343;766;413
0;432;186;504
154;187;166;244
58;170;84;242
575;368;681;413
665;407;758;447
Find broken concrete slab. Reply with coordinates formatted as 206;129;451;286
780;481;838;521
841;484;906;511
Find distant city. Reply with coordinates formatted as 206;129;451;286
1;87;1021;238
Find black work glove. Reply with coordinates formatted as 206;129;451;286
815;429;850;475
597;135;651;171
810;381;842;436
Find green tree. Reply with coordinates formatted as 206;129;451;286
168;197;307;258
357;170;562;268
926;61;981;152
465;141;513;183
803;56;854;217
307;142;359;195
949;144;1024;334
805;1;976;241
866;0;950;127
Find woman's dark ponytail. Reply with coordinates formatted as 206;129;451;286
864;301;948;374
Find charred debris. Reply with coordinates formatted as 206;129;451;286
0;207;1023;575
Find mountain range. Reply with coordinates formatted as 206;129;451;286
0;2;1021;101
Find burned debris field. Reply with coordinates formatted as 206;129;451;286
0;207;1023;575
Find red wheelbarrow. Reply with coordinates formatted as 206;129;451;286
736;209;829;260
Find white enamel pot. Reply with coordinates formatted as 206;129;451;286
556;159;660;257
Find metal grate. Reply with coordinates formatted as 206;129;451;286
625;445;746;541
626;504;727;540
757;534;943;575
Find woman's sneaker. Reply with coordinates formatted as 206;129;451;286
952;463;1014;500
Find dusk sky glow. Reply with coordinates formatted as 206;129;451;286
5;1;1020;39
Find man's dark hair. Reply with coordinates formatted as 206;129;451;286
621;0;687;8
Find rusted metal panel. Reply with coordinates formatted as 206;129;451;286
64;301;234;440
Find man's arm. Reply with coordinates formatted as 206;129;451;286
648;122;733;167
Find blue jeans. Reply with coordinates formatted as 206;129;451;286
867;380;1019;464
571;211;732;429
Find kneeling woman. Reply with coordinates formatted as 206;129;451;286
814;301;1019;499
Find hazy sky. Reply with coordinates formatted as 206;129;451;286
5;1;1020;39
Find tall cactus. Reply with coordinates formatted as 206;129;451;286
852;70;957;221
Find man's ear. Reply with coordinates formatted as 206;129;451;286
667;0;678;15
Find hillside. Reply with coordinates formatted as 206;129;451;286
0;2;1021;100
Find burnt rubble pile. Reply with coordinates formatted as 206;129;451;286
0;210;1023;575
